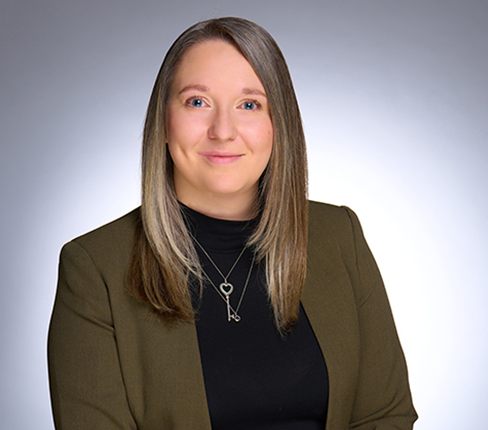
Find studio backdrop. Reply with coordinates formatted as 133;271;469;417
1;1;487;429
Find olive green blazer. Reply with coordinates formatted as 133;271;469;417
48;201;417;429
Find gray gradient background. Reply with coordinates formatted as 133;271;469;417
1;0;487;428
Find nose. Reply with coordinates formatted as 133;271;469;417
208;107;237;142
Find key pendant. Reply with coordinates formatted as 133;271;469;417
225;295;232;322
220;282;234;322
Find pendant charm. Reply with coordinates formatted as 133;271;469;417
194;239;254;324
219;282;234;296
219;283;240;322
220;283;233;322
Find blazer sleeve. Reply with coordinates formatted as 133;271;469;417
48;241;137;429
344;207;417;430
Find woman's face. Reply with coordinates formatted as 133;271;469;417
166;39;273;218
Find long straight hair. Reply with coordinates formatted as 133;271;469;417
129;17;308;332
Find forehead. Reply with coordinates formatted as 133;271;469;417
171;39;264;91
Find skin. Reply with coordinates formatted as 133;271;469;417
166;39;273;221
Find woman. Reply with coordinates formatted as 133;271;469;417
48;17;417;429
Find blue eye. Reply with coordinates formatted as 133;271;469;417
243;101;257;110
191;98;204;107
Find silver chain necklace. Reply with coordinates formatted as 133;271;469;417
193;239;255;322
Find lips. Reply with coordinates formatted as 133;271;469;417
198;151;243;165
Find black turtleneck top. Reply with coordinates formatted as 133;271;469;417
181;204;329;429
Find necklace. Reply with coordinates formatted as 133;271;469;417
193;239;255;322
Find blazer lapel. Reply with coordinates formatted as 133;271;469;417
302;220;360;430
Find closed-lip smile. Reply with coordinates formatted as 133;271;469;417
198;151;244;165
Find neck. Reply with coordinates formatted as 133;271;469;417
177;191;258;221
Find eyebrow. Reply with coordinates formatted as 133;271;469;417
178;84;210;95
178;85;267;98
242;87;267;97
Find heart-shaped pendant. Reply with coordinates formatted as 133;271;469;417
219;282;234;296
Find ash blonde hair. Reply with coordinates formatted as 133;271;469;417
129;17;308;332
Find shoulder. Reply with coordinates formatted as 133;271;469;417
72;207;140;246
307;200;372;277
307;200;383;301
308;200;361;248
61;207;141;271
309;200;351;226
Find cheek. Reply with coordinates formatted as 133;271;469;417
243;116;273;145
166;111;185;145
255;121;273;158
166;107;206;147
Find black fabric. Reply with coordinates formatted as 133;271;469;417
181;204;329;429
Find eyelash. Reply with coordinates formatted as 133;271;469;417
185;96;262;110
240;99;261;110
186;96;207;108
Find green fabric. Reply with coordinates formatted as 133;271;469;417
48;201;417;429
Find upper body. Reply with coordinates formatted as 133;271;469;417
48;201;417;429
48;17;416;429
